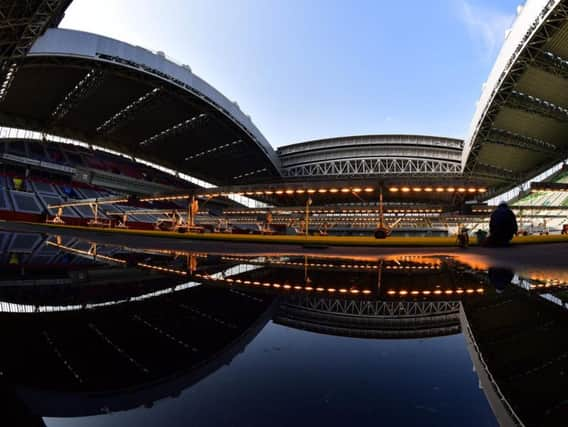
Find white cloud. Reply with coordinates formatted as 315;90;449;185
458;0;516;62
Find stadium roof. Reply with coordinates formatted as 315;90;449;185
464;0;568;191
0;28;281;185
4;1;568;198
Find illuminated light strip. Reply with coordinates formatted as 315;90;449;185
97;88;160;133
51;69;103;120
232;168;267;180
220;256;389;270
133;314;198;351
140;113;208;146
386;288;484;296
139;194;192;202
47;197;129;209
0;63;17;101
194;273;370;295
388;186;487;193
221;257;437;271
0;281;201;314
219;187;376;196
46;241;127;264
137;262;188;276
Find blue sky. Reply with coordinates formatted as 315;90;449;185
60;0;520;147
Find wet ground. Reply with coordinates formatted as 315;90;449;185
0;227;566;426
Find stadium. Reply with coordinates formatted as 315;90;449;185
1;1;568;244
4;3;568;426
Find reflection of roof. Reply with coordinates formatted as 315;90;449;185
3;284;273;417
462;288;568;426
0;28;280;185
464;1;568;190
275;296;461;339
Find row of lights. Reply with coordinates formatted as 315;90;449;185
221;256;436;271
387;288;484;296
193;273;372;295
136;262;188;276
139;195;191;202
221;257;441;270
389;187;486;193
235;187;375;196
529;282;567;289
227;208;444;215
46;241;127;264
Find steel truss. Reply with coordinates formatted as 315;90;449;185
507;90;568;122
282;296;461;318
0;0;71;101
486;127;560;154
282;157;461;177
464;0;568;182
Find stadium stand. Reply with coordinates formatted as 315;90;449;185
0;138;207;228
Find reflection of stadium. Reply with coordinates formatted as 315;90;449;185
1;231;568;425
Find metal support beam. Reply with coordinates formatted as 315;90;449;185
282;158;461;178
533;50;568;80
471;162;520;183
506;90;568;122
486;127;560;155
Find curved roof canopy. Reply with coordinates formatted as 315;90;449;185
464;0;568;190
0;28;281;185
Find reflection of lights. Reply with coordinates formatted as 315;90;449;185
137;262;187;275
386;288;483;296
198;273;372;296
